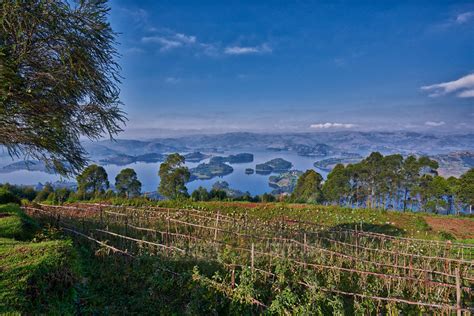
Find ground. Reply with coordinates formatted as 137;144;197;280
424;216;474;240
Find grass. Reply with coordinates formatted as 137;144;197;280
0;204;79;315
0;203;39;240
110;198;474;241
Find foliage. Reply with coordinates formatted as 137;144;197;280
458;168;474;209
0;204;78;314
158;153;190;199
0;0;125;176
0;187;20;204
76;164;109;198
0;203;39;240
115;168;142;198
291;169;323;203
321;152;452;213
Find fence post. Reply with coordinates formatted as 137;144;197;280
214;212;219;241
251;243;255;272
455;268;462;316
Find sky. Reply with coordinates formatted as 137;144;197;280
108;0;474;138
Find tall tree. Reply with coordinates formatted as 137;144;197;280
322;164;350;205
400;155;438;211
291;169;323;203
458;168;474;213
158;153;190;200
0;0;125;175
115;168;141;198
76;164;109;198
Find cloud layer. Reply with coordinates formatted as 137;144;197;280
310;122;356;129
421;73;474;98
456;11;474;24
224;43;272;55
425;121;445;127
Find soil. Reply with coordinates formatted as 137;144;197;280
424;217;474;239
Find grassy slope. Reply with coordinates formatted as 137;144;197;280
141;200;474;241
0;204;78;314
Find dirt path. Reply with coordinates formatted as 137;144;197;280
424;217;474;239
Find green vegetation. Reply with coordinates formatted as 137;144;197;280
320;152;473;213
76;164;110;199
115;168;142;198
159;153;190;199
211;153;254;164
256;158;292;174
0;204;78;314
0;0;125;175
190;160;233;180
291;169;324;203
269;170;303;194
0;204;39;240
22;202;473;314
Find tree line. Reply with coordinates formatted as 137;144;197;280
293;152;473;214
1;152;472;214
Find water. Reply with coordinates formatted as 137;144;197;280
0;151;329;195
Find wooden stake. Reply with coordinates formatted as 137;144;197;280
251;243;255;271
214;212;219;241
455;268;462;316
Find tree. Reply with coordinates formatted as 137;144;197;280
400;155;438;212
0;0;125;176
158;154;190;200
34;183;54;202
291;169;323;203
458;168;474;213
322;164;350;206
115;168;141;198
191;186;210;201
76;164;109;198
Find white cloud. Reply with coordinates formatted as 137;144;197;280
310;122;356;129
141;30;203;52
224;43;272;55
458;89;474;98
421;73;474;98
425;121;445;127
164;77;180;84
456;11;474;24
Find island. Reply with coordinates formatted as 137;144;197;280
0;160;54;174
212;181;245;198
269;170;303;194
183;152;211;162
255;158;293;175
100;153;164;165
245;168;254;174
313;156;362;172
210;153;254;164
189;160;233;180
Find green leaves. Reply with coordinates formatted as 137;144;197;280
158;153;190;200
0;0;125;176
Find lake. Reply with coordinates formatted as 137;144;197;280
0;150;330;195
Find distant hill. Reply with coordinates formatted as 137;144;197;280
81;132;474;161
432;151;474;177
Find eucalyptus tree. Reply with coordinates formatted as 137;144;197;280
115;168;142;198
400;155;438;211
322;164;350;206
291;169;324;203
458;168;474;213
0;0;125;176
158;153;190;200
76;164;109;199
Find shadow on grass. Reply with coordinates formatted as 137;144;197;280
330;222;406;237
74;240;260;315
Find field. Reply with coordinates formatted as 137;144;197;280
22;201;474;314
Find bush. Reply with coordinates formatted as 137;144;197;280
0;188;21;205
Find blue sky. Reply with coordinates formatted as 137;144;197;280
108;0;474;137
